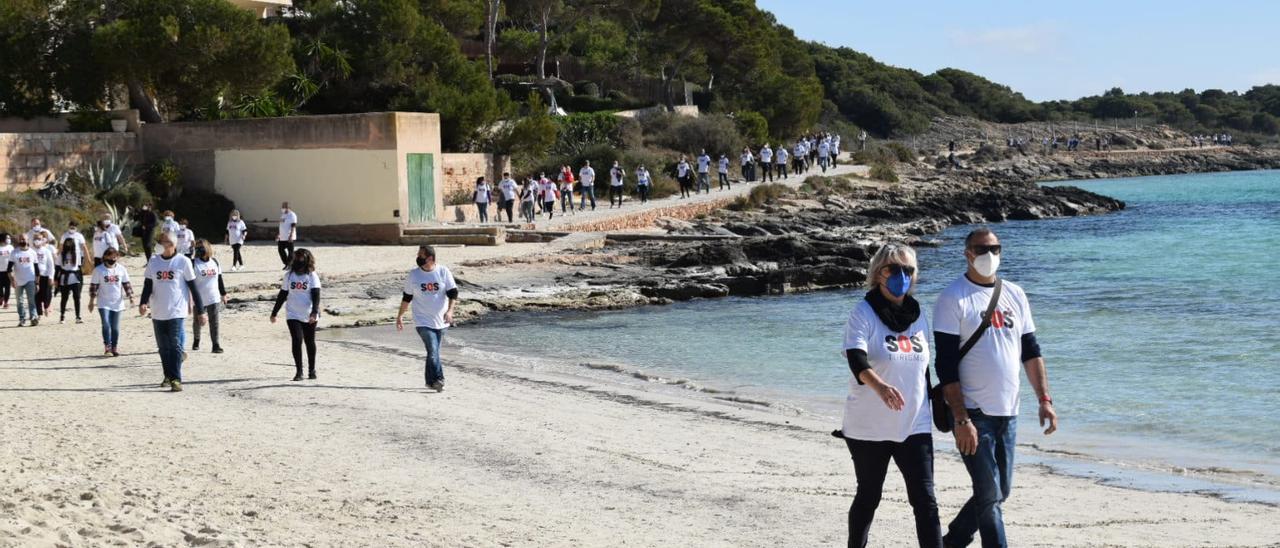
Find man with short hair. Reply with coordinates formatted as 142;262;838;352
498;172;518;223
934;227;1058;548
396;245;458;393
717;154;731;190
136;203;158;257
6;234;41;326
278;202;298;270
26;219;53;247
759;144;773;182
578;161;597;211
696;150;712;194
774;146;789;179
92;213;127;266
60;220;90;269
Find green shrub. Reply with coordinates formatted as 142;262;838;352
729;183;791;211
1147;142;1166;150
884;141;915;162
734;111;770;146
144;160;183;201
0;190;97;239
799;175;854;196
66;111;112;132
645;113;745;157
869;161;899;182
446;186;474;206
100;181;153;212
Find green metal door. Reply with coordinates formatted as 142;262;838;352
407;153;436;223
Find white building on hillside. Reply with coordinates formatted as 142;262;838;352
227;0;291;18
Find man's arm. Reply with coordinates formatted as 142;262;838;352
1023;354;1057;435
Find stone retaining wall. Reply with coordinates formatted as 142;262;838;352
0;133;142;192
557;197;737;232
441;153;510;205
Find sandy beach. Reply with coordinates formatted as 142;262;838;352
0;242;1276;548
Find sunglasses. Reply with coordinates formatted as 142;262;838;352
884;264;916;276
969;244;1002;256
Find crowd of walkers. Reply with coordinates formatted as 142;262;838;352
470;132;844;222
3;203;457;394
1192;133;1233;147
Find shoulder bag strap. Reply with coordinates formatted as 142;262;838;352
957;278;1002;361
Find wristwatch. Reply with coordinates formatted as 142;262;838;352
955;418;972;427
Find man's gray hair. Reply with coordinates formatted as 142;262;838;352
866;243;918;290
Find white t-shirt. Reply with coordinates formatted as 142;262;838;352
227;219;248;245
144;253;197;321
540;180;558;201
403;266;458;329
740;152;753;166
91;263;131;311
578;167;596;187
636;169;651;186
60;230;87;263
559;179;575;194
282;271;321;321
932;276;1036;417
93;224;123;258
697;155;711;173
760;147;773;162
278;210;298;241
0;244;12;274
7;248;39;286
841;299;933;442
474;183;492;204
499;179;518;201
819;142;831;158
193;258;223;308
776;148;789;163
677;162;690;178
176;227;194;254
522;184;538;203
34;245;54;278
58;251;82;285
26;226;54;246
610;167;625;187
718;158;729;174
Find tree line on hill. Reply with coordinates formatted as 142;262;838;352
2;0;1277;151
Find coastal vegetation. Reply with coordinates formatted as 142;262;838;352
3;0;1278;150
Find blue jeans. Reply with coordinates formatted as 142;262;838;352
945;410;1017;548
475;202;489;222
152;318;184;382
415;327;446;386
99;308;122;348
15;282;37;322
579;186;596;210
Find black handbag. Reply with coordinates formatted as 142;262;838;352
930;278;1002;433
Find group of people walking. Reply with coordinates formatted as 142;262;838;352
470;132;845;222
1;216;128;327
838;227;1057;548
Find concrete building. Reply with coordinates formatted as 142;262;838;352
141;112;445;244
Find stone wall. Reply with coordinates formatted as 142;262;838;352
558;197;737;232
441;153;511;205
0;133;142;192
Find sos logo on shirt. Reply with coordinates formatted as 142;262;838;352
987;309;1016;331
420;282;441;293
290;281;310;290
199;268;218;278
103;275;121;284
884;333;925;354
155;271;176;280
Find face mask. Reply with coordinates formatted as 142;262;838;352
886;270;912;298
165;216;173;222
232;216;239;221
104;259;116;267
281;209;288;215
416;257;428;267
972;252;1000;277
194;246;205;257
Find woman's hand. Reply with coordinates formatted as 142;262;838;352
269;315;277;324
872;381;905;411
308;313;318;325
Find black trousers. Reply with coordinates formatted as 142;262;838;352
37;276;52;314
231;244;244;267
844;433;942;548
142;229;155;258
0;272;10;303
58;282;82;320
286;319;317;374
499;199;515;222
277;241;294;266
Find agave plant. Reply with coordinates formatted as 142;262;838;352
79;152;133;193
37;172;75;201
102;201;132;233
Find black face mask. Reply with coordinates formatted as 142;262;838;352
104;259;116;267
416;257;428;267
194;247;205;257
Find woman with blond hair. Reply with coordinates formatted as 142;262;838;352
836;243;941;548
191;239;228;353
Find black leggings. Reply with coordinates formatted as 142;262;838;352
286;319;317;373
277;241;294;267
844;433;942;548
37;277;52;314
58;282;82;321
232;244;244;267
0;272;9;303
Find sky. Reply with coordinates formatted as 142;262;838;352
755;0;1280;102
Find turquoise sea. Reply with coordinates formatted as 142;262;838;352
371;170;1280;501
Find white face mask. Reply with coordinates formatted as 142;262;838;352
281;209;288;215
165;216;174;222
972;252;1000;277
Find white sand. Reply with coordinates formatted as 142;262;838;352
1;243;1278;548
